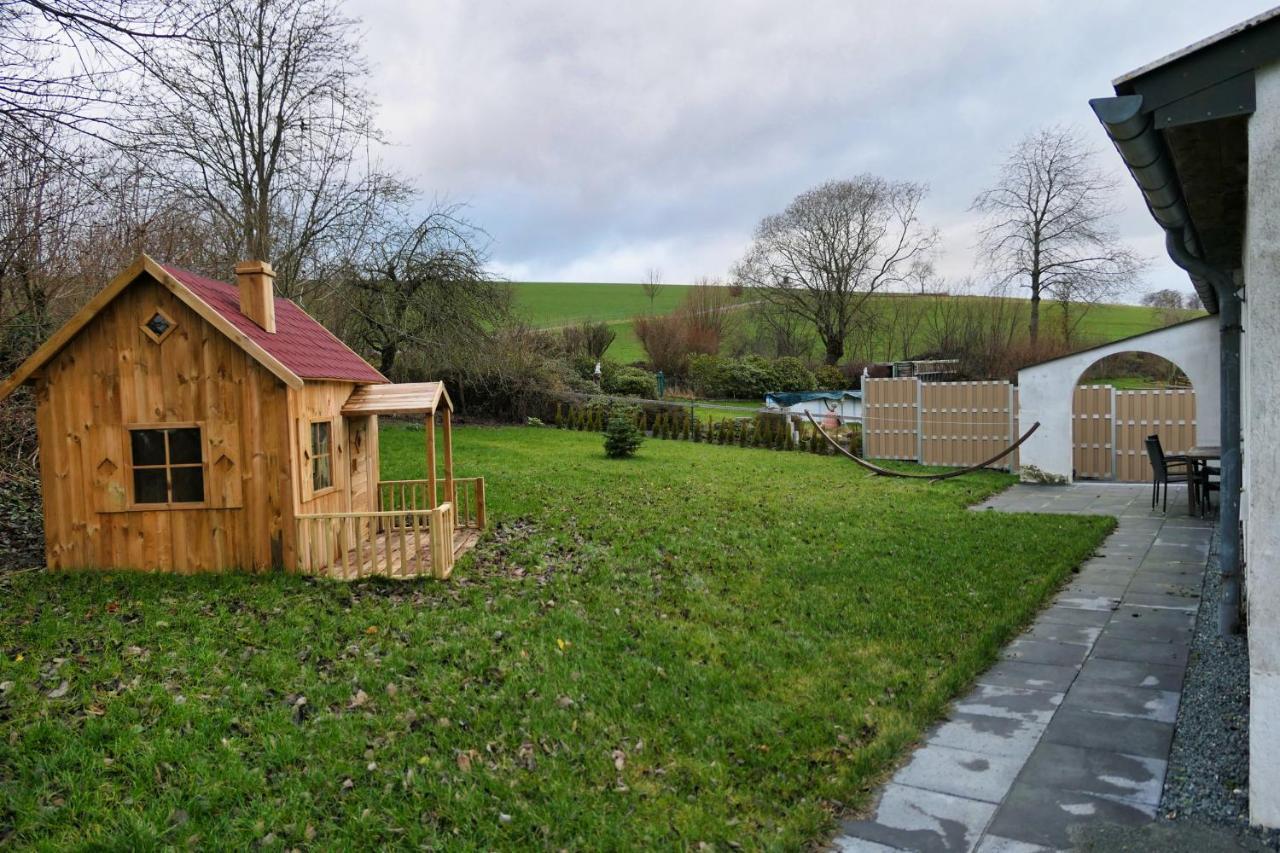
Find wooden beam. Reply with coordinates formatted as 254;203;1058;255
442;408;455;506
425;412;437;509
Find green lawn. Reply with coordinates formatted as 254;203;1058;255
0;426;1112;848
512;281;1202;366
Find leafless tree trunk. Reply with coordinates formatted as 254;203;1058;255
126;0;401;299
734;176;936;365
972;126;1144;347
641;267;662;310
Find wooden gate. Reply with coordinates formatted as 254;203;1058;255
1073;385;1114;479
862;377;919;460
1114;389;1197;482
1072;386;1196;482
919;381;1016;468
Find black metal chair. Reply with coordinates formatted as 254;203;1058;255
1198;463;1221;516
1145;435;1197;513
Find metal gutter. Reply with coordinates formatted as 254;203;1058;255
1089;95;1218;313
1090;93;1243;635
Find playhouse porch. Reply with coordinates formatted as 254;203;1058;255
295;382;487;580
295;476;486;580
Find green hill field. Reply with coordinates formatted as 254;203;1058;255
510;281;1202;364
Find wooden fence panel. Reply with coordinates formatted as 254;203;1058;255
1073;385;1115;480
863;377;919;460
920;381;1016;470
1114;389;1196;483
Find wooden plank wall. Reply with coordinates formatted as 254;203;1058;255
919;381;1015;470
1114;389;1197;483
1073;385;1115;480
862;377;919;460
34;274;293;572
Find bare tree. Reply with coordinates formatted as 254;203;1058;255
641;267;662;309
973;126;1143;346
1140;287;1189;329
127;0;400;299
341;202;511;378
735;176;936;365
0;1;203;154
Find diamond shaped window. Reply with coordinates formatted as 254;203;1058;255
140;309;176;343
146;313;171;336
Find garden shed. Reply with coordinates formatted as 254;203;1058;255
0;254;484;578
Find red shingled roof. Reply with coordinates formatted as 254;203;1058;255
162;265;387;385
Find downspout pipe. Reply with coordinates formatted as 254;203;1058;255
1091;94;1244;635
1164;231;1244;636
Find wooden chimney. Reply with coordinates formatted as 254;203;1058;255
234;260;276;333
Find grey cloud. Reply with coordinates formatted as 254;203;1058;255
358;0;1265;291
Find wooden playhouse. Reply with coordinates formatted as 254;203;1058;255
0;254;485;578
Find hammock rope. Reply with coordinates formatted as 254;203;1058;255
804;411;1040;482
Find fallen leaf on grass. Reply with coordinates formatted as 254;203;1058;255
348;689;369;709
611;749;626;771
46;680;69;699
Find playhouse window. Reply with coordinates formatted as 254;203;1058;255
310;420;333;492
129;426;205;505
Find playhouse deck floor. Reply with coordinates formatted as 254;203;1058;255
319;527;481;580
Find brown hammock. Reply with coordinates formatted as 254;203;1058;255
804;411;1040;482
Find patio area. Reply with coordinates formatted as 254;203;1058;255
834;483;1214;852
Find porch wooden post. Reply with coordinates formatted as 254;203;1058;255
442;408;455;507
425;410;438;509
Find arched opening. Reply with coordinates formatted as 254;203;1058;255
1071;351;1197;482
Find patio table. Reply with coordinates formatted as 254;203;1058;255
1184;446;1221;515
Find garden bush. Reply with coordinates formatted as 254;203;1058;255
602;365;658;398
813;364;847;390
765;357;817;393
603;414;644;458
688;354;815;399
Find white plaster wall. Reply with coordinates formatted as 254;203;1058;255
1015;316;1220;482
1245;59;1280;831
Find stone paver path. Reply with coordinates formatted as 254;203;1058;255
833;483;1213;852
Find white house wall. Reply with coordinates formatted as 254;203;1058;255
1015;316;1220;482
1245;58;1280;831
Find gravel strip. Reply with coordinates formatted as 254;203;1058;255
1160;530;1280;849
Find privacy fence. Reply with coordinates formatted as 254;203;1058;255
863;377;1196;482
1072;386;1197;482
863;378;1020;470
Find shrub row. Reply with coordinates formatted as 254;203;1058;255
686;355;818;399
551;399;861;456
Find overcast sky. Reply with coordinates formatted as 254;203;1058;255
359;1;1268;298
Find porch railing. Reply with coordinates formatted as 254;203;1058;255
378;477;486;529
294;503;456;580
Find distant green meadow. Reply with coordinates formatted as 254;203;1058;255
509;282;1201;366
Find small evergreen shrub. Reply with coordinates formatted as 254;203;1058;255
604;415;644;458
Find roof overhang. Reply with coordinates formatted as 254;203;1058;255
0;254;304;401
1089;9;1279;312
341;382;453;416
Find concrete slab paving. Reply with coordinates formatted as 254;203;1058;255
974;660;1079;693
837;784;999;852
983;783;1157;850
1076;657;1186;691
1091;634;1189;667
1016;742;1167;806
926;713;1048;759
1040;709;1174;759
1000;638;1091;667
1056;680;1180;723
829;484;1212;852
895;744;1025;804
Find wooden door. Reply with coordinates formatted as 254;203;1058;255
346;416;374;512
